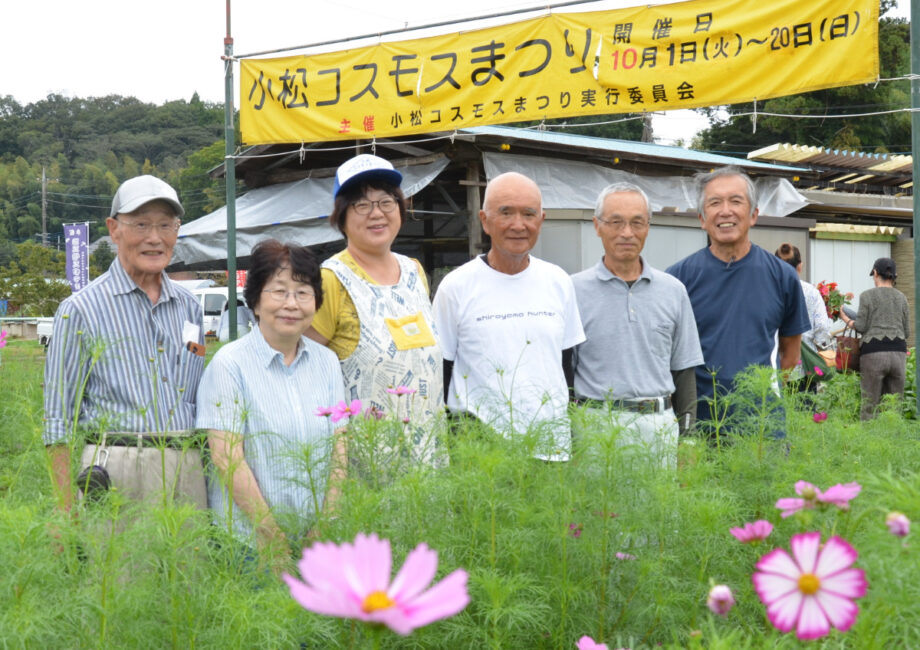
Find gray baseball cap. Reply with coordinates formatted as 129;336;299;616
110;175;184;218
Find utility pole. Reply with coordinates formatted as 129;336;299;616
911;0;920;415
641;114;653;143
224;0;238;340
41;166;48;247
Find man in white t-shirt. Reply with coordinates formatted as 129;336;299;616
432;172;585;461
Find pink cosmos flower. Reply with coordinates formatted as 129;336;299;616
615;552;637;561
314;406;334;417
776;481;821;518
730;520;773;544
0;329;8;349
330;399;362;423
817;482;861;510
283;532;469;636
776;481;861;518
568;523;582;538
364;406;386;420
386;385;417;396
813;411;828;423
707;584;735;617
576;636;609;650
752;532;867;640
814;366;824;376
886;512;910;537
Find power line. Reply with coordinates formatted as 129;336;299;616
734;107;918;120
235;0;602;58
45;199;110;210
45;191;113;199
4;193;40;207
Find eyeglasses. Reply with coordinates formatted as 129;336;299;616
596;216;649;232
117;219;181;235
262;288;316;304
351;197;398;216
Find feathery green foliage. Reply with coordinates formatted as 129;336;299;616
1;341;919;648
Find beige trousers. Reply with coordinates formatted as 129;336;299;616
80;436;208;509
581;406;679;470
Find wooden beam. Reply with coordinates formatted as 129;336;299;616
813;232;899;242
466;161;482;259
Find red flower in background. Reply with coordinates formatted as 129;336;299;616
816;281;852;320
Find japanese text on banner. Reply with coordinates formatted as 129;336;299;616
240;0;878;144
64;222;89;293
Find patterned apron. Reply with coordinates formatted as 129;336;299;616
324;253;445;469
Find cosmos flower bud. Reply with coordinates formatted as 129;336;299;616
886;512;910;537
707;584;735;617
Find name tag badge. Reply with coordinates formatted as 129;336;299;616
385;312;436;350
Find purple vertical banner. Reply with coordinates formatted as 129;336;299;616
64;222;89;293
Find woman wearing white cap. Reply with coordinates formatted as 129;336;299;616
840;257;911;420
307;154;445;469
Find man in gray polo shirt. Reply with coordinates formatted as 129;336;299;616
570;183;703;467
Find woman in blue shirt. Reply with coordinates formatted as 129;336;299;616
197;239;346;573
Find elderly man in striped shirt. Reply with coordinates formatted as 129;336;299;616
44;175;206;511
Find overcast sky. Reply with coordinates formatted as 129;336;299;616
0;0;909;146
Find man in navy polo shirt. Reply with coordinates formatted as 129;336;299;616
666;166;809;435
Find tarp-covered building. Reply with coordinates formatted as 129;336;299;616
171;125;814;279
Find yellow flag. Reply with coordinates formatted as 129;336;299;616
240;0;878;144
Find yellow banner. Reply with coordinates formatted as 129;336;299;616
240;0;878;145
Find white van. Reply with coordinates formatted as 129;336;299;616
37;317;55;347
192;287;229;338
190;287;253;339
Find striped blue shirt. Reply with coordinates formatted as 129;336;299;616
43;258;204;445
196;325;345;543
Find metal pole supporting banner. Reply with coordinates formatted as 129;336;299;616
224;0;238;340
911;0;920;415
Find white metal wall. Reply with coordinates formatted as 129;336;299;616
533;220;708;274
532;219;897;330
645;225;708;271
530;220;593;274
810;239;891;310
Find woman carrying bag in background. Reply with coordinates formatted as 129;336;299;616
840;257;911;420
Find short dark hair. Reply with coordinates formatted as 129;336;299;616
244;239;323;318
774;243;801;268
328;181;406;237
871;257;897;282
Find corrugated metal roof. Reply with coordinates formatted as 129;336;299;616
812;223;904;236
748;143;913;175
462;125;808;173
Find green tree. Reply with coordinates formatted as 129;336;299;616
0;238;15;267
89;239;115;278
0;241;71;315
0;93;226;247
178;141;227;219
